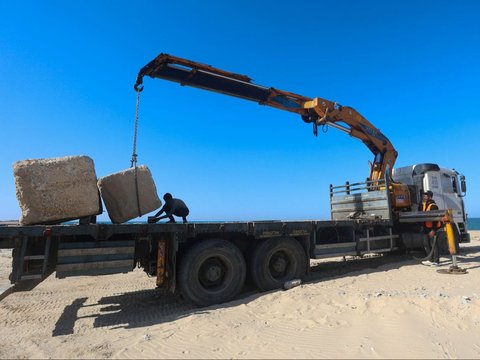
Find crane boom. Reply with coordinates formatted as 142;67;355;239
134;53;397;183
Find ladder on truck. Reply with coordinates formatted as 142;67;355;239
11;231;53;284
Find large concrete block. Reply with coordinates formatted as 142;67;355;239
14;156;101;225
98;166;162;224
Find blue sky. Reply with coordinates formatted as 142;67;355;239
1;0;479;222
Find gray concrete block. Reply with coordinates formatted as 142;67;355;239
14;156;101;225
98;166;162;224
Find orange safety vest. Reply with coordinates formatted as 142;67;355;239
422;201;442;229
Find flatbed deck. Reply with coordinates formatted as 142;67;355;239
0;211;449;306
0;218;393;249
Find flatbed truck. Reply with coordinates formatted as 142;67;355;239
0;54;470;306
0;175;467;307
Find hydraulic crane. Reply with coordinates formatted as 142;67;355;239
134;53;411;209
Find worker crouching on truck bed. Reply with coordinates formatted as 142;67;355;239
148;193;189;224
419;190;442;266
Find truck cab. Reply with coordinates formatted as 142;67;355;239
392;163;469;242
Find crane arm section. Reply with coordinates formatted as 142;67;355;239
135;53;397;181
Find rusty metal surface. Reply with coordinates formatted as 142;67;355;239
156;239;166;287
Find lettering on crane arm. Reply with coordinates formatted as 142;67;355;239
358;123;389;144
269;95;302;109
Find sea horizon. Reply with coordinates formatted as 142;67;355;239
2;217;480;230
468;217;480;231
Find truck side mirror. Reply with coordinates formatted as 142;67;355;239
460;175;467;194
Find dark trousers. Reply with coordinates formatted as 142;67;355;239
423;232;440;263
170;208;189;223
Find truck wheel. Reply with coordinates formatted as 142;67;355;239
250;237;306;291
178;239;246;307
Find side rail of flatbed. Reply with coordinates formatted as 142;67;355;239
323;177;400;258
330;177;392;222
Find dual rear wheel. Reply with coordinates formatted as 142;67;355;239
178;239;245;307
250;237;307;291
178;237;306;307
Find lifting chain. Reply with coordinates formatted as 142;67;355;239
131;85;143;218
130;85;143;168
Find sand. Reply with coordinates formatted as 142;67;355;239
0;231;479;359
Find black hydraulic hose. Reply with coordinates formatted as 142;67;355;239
412;235;438;261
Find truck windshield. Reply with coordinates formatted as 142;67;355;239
441;173;454;193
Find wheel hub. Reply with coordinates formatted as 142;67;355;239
199;258;226;288
270;252;288;277
205;264;222;282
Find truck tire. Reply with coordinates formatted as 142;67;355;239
178;239;246;307
250;237;307;291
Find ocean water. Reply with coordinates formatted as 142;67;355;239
468;217;480;230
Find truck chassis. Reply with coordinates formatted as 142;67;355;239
0;177;454;307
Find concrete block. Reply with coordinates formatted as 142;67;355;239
98;166;161;224
14;156;101;225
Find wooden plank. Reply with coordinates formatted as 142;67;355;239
20;274;43;280
56;259;133;272
23;255;45;260
57;253;134;264
58;246;134;257
56;267;133;278
58;240;134;249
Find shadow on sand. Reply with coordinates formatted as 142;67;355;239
52;244;480;336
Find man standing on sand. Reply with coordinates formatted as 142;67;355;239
419;190;442;266
148;193;189;224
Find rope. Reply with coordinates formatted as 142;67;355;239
131;87;143;218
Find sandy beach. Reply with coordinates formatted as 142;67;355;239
0;231;479;359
